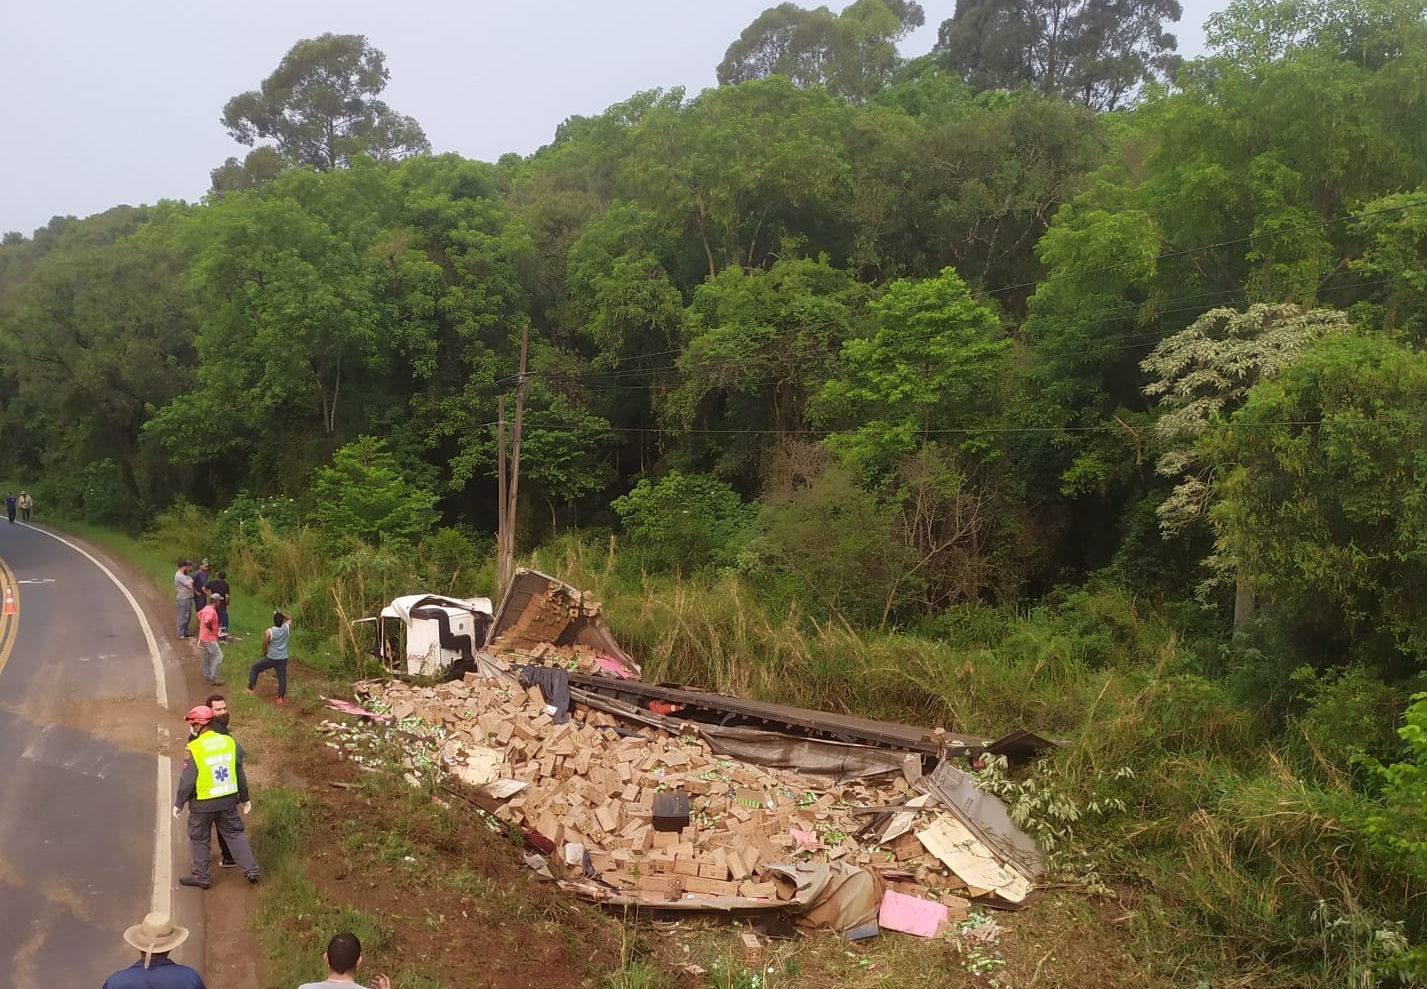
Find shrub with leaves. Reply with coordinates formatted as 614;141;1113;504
211;490;300;559
611;470;754;573
310;435;439;552
972;753;1131;894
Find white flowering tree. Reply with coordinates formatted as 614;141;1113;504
1140;303;1349;623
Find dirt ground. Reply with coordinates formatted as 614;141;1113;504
281;733;625;989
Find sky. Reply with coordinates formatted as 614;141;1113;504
0;0;1226;237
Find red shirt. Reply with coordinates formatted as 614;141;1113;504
198;604;221;643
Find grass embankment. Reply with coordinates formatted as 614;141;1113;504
66;514;1424;988
520;539;1422;988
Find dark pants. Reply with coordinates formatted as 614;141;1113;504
248;656;288;698
19;508;29;521
187;805;258;883
217;829;233;864
217;604;229;634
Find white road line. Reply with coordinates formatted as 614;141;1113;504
155;730;173;904
21;524;173;914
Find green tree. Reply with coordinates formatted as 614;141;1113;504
1203;333;1427;663
1204;0;1427;68
618;78;852;277
818;267;1009;471
310;435;438;550
935;0;1183;109
718;0;926;102
217;33;429;188
0;205;199;508
611;471;755;573
152;168;393;466
1350;191;1427;338
665;257;866;483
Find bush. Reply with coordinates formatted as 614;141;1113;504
142;502;215;563
611;471;754;574
743;465;917;627
416;526;490;596
80;458;139;529
1284;665;1406;788
310;436;439;552
211;491;300;560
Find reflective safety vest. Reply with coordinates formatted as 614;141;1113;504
187;731;239;800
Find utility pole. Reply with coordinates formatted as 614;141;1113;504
497;325;530;594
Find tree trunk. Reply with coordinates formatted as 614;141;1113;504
1233;574;1255;629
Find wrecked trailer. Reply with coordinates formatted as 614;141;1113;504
341;676;1049;939
338;568;1055;938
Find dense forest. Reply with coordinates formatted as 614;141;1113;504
6;0;1427;982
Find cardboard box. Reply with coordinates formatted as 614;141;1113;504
698;861;730;881
681;875;741;897
638;874;684;900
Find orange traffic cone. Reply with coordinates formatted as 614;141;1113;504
3;586;15;615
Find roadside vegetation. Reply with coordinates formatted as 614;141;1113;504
7;0;1427;984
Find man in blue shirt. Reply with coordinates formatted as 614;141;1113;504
100;911;205;988
247;610;293;705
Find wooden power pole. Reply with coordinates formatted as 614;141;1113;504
497;325;530;593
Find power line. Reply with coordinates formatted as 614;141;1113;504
498;276;1394;397
469;415;1427;438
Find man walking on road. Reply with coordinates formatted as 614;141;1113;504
17;490;32;521
297;932;390;989
174;705;259;888
5;492;15;524
174;560;195;638
101;911;205;988
198;594;223;684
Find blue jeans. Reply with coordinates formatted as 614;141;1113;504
177;598;193;637
248;656;288;698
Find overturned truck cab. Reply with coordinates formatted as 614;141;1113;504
354;569;642;680
355;594;494;677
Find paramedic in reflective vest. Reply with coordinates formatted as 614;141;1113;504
173;705;260;888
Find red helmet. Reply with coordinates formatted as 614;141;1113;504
185;705;214;726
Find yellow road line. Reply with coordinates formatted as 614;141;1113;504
0;554;18;681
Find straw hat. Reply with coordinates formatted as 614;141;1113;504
123;912;189;966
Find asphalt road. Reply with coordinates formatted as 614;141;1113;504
0;522;197;987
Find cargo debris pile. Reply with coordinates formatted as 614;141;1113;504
337;671;1042;937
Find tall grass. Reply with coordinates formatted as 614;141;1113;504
61;512;1427;988
523;537;1423;988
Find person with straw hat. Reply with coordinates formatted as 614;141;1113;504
100;910;205;987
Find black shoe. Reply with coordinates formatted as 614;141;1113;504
246;874;260;886
179;876;211;889
219;860;237;869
